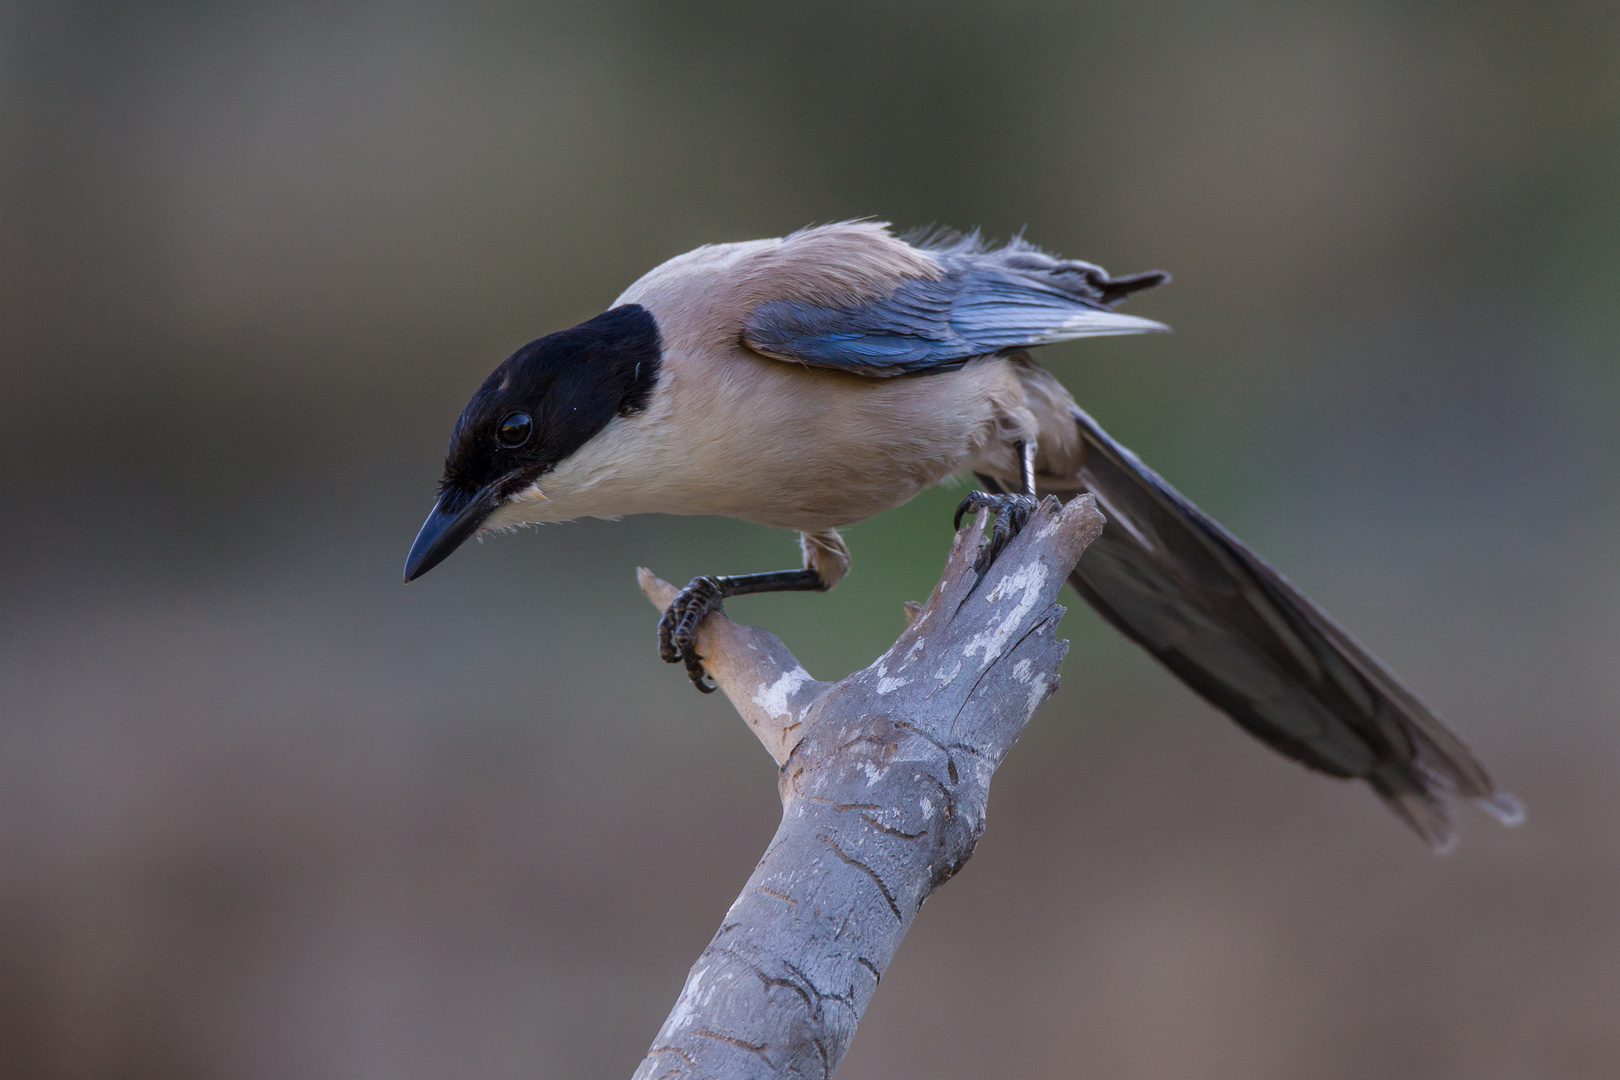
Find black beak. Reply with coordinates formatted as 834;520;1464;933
403;482;505;582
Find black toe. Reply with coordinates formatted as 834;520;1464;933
955;491;1039;571
657;576;725;692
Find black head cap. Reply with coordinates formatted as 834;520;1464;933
403;304;661;581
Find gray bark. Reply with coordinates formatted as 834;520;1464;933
632;494;1106;1079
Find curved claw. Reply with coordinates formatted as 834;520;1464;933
657;576;724;692
684;652;716;693
954;490;997;530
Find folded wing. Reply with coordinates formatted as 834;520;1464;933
742;232;1168;375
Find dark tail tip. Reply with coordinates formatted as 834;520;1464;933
1097;269;1171;305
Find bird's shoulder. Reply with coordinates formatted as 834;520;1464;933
613;221;942;351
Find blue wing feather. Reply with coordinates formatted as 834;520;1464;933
741;235;1169;376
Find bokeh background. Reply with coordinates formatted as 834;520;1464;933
3;2;1618;1077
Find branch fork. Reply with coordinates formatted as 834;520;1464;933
632;494;1106;1079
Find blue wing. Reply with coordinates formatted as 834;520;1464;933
741;234;1170;376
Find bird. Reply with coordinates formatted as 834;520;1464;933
403;220;1521;850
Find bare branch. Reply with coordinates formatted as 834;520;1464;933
633;495;1106;1079
638;568;831;765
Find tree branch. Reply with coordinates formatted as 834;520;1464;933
632;494;1106;1079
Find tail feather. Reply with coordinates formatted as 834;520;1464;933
990;406;1519;850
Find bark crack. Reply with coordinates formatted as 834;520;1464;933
708;944;855;1022
781;957;856;1016
859;813;928;841
692;1030;772;1065
649;1045;707;1079
834;733;893;755
945;607;1059;741
801;795;884;813
756;885;797;911
818;833;902;921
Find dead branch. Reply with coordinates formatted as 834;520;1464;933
631;494;1105;1079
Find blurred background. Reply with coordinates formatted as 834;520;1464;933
2;1;1617;1077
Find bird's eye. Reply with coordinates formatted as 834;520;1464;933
497;412;532;448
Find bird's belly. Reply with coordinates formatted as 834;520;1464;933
710;449;960;533
677;358;1027;532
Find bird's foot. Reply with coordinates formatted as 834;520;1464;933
658;575;725;692
955;491;1040;571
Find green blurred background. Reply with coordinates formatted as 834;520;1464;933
2;2;1617;1077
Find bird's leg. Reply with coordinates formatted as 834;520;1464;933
658;568;826;692
956;440;1040;572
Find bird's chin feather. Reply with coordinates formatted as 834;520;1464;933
479;485;551;531
479;520;547;538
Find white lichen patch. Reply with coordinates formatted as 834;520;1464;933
666;963;708;1031
861;761;885;786
935;658;962;684
753;665;813;720
1012;658;1034;683
1026;673;1049;716
876;675;911;695
963;561;1049;667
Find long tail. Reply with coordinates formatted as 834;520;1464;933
988;406;1522;850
